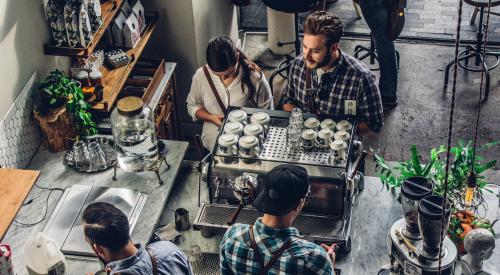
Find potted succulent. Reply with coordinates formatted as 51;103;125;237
34;70;97;152
373;141;497;252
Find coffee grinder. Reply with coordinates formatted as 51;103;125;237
385;180;457;275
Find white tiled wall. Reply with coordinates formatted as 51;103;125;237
0;72;42;168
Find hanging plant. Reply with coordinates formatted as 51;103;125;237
34;70;97;136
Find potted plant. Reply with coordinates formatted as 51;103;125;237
373;141;497;252
34;70;97;152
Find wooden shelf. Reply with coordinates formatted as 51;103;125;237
91;13;159;112
43;0;123;58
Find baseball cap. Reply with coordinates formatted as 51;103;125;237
253;164;310;216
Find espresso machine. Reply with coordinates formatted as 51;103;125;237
193;107;364;253
386;180;457;275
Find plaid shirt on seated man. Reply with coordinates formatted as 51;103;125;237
282;11;384;133
282;50;384;132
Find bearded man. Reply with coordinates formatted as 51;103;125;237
282;11;384;135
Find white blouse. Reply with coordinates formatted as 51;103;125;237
186;65;273;150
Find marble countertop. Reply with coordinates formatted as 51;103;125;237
2;140;188;275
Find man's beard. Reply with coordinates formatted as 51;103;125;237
305;51;332;69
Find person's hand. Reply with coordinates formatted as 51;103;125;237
320;243;337;265
211;114;224;127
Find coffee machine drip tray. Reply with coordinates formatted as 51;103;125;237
43;185;147;257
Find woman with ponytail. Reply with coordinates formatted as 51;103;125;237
187;35;273;151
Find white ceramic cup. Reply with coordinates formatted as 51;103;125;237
317;128;334;148
224;122;244;137
250;112;270;133
304;117;320;131
330;140;348;164
334;130;351;142
228;110;248;126
244;123;265;145
239;135;260;158
320;119;336;130
217;134;239;156
336;120;352;132
301;129;318;150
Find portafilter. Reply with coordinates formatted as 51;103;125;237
227;173;258;225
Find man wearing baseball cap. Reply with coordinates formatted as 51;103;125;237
219;164;335;274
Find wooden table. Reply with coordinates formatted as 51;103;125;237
0;168;40;241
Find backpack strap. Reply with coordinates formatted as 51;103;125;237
203;65;227;114
145;246;158;275
248;225;294;275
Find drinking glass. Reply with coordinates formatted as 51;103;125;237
87;141;107;171
286;124;301;152
73;141;90;168
289;108;304;130
188;244;203;271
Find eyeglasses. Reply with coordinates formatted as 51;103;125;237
304;188;312;205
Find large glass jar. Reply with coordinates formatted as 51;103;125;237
111;97;159;172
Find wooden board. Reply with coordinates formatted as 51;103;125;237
43;0;124;57
0;168;40;241
91;13;159;112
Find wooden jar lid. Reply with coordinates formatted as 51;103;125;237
117;96;143;116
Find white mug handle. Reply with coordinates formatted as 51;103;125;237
231;145;238;156
254;145;261;157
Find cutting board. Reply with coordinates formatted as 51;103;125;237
0;168;40;241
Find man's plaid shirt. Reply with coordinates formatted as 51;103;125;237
282;50;384;132
220;218;333;274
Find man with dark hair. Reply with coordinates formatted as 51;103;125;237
220;164;336;274
282;11;384;135
83;202;192;275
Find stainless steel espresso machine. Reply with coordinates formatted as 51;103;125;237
193;107;365;253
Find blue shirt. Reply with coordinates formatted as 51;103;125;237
107;242;193;275
220;218;334;274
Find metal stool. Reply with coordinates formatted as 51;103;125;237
354;34;400;71
444;0;500;100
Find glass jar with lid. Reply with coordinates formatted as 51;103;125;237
111;96;159;172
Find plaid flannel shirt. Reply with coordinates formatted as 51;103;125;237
282;50;384;132
220;218;333;274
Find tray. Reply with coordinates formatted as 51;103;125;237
64;136;117;173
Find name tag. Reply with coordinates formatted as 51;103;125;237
344;100;357;115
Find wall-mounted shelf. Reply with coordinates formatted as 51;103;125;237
43;0;123;58
91;13;158;112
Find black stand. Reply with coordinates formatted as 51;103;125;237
353;34;400;71
444;7;500;100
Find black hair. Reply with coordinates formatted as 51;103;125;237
206;35;262;107
82;202;130;252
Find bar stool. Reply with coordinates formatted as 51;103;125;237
444;0;500;100
354;34;400;71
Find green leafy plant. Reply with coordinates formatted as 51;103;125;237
34;70;97;136
373;140;497;204
374;141;498;251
